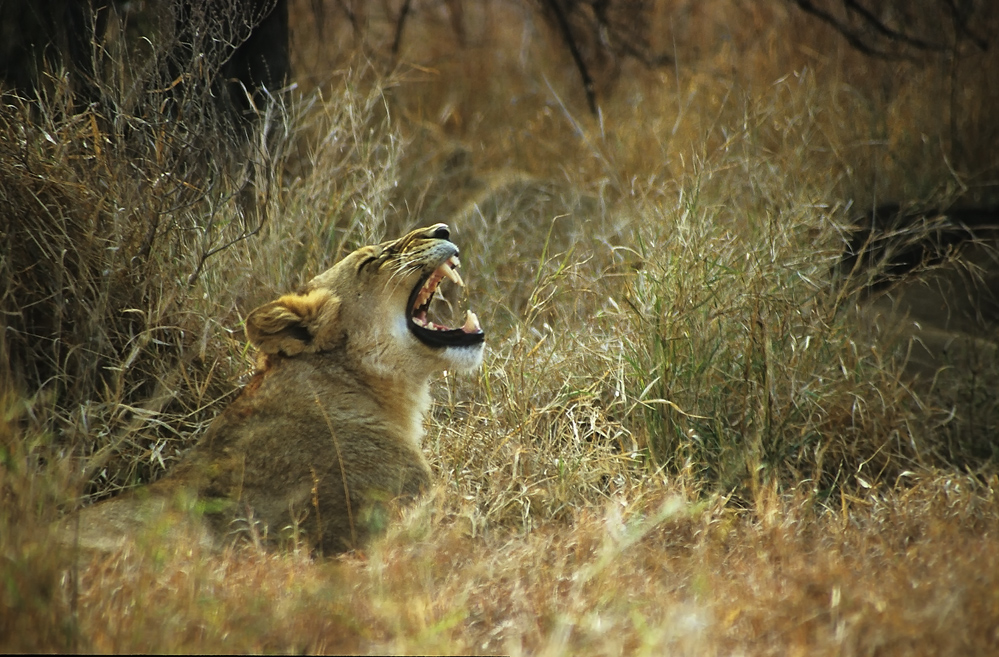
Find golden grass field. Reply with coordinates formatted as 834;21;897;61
3;1;999;653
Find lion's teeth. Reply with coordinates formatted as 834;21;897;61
463;310;480;333
443;263;465;287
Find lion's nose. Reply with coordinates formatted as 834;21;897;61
431;225;450;241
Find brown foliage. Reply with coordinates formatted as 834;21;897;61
2;0;999;653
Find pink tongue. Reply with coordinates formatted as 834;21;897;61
412;310;452;331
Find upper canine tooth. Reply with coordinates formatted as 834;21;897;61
441;263;464;287
447;265;465;287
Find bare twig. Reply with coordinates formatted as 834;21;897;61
543;0;599;116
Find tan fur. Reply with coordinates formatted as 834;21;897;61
65;224;483;554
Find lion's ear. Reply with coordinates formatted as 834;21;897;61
245;289;341;356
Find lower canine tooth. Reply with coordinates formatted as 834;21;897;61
463;310;480;333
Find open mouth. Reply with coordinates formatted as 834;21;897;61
407;255;485;348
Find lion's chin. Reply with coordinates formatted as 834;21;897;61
440;341;486;372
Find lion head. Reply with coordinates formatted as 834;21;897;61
245;222;485;377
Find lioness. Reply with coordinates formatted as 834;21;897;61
68;223;484;553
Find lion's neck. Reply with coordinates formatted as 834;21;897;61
255;354;434;450
363;371;432;447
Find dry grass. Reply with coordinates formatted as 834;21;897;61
3;0;999;654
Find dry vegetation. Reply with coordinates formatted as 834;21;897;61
3;0;999;654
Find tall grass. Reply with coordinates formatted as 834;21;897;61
621;195;909;496
3;0;999;653
613;70;932;497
